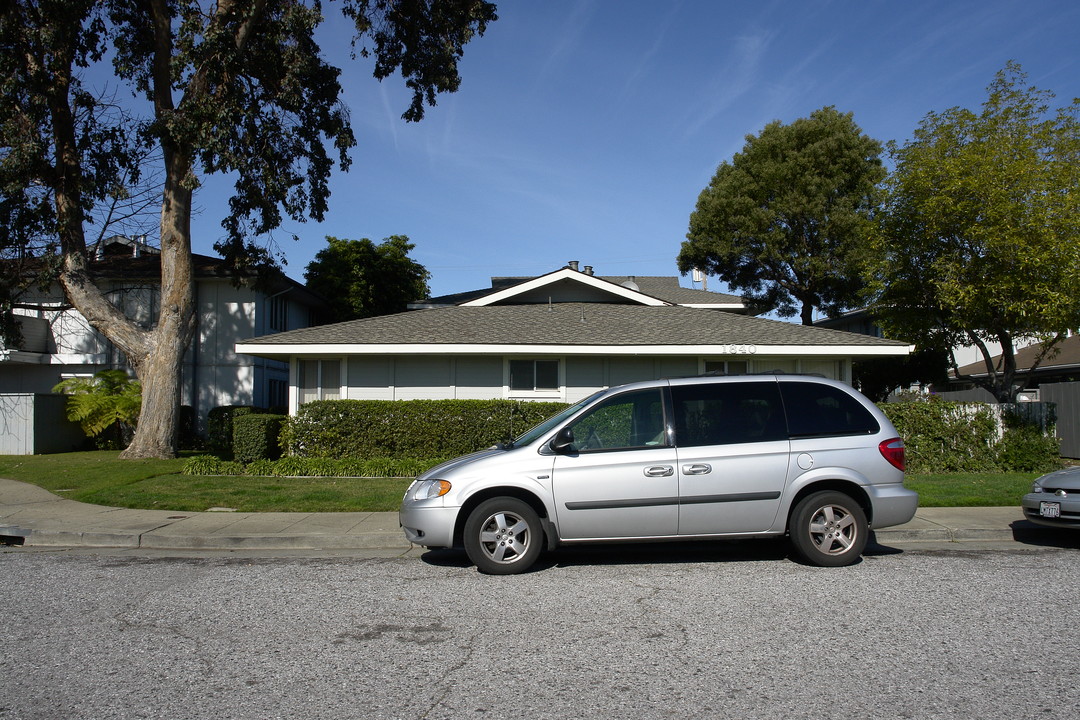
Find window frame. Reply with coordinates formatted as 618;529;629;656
297;357;343;405
506;357;562;399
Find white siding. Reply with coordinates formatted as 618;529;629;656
395;356;454;400
331;354;851;405
346;356;395;400
564;357;605;402
455;356;503;399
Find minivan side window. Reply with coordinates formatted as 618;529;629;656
672;381;786;447
565;389;667;452
780;382;879;438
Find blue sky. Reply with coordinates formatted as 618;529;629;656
184;0;1080;299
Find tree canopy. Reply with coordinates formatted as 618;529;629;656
678;106;885;325
0;0;497;458
868;62;1080;402
304;235;430;322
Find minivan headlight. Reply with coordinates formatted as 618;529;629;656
411;479;451;501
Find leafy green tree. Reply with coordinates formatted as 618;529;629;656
305;235;430;322
0;0;496;458
678;106;885;325
868;62;1080;402
53;369;142;449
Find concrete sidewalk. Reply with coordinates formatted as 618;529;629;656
0;476;1059;552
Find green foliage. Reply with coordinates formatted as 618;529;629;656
181;454;444;478
881;398;1061;473
869;62;1080;401
206;406;259;455
52;370;141;449
680;106;885;325
181;455;244;476
281;399;571;459
233;413;286;464
0;0;497;457
996;407;1061;473
304;235;431;322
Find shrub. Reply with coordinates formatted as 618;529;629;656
206;405;259;455
181;455;244;476
881;398;1061;473
995;426;1061;473
233;413;286;464
281;399;569;459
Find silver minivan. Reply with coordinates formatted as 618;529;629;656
399;374;917;574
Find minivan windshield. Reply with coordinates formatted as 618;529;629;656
511;391;603;447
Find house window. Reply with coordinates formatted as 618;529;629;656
509;359;559;393
269;296;288;332
268;378;288;409
704;360;748;375
299;359;341;404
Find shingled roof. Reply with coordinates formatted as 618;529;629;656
238;303;910;358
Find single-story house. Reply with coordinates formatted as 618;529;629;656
236;264;912;412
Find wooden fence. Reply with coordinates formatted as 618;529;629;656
1041;382;1080;459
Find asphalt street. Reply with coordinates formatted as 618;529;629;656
1;538;1077;720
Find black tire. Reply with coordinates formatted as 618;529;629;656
789;491;868;567
463;497;544;575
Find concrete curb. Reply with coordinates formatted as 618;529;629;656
0;477;1063;552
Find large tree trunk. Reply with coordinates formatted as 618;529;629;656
46;25;193;460
118;147;197;459
53;80;197;459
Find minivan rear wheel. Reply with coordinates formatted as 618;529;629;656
789;491;867;567
463;497;543;574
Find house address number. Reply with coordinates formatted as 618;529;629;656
721;344;757;354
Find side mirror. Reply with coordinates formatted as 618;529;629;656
550;427;575;454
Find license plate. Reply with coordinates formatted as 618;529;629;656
1040;501;1061;518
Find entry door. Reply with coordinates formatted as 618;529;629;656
551;388;679;540
670;380;790;535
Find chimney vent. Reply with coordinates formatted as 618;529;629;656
567;260;579;271
584;265;594;276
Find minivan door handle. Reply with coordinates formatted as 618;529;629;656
682;463;712;476
644;465;674;477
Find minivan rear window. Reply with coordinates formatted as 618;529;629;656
672;381;786;447
780;382;879;438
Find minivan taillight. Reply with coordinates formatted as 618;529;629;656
879;438;906;471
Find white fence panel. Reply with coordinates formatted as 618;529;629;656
0;394;86;455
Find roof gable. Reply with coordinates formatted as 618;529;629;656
461;268;670;307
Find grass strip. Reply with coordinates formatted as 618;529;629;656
0;451;1046;512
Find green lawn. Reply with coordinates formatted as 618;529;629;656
0;451;1045;513
0;452;411;512
903;472;1039;507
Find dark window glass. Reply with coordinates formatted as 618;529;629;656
780;382;879;438
672;381;786;447
535;360;559;390
566;389;666;452
510;359;559;391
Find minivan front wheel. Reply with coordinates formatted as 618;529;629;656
789;491;868;567
463;497;543;574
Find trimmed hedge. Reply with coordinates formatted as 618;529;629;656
206;405;259;455
281;399;570;459
233;413;286;464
